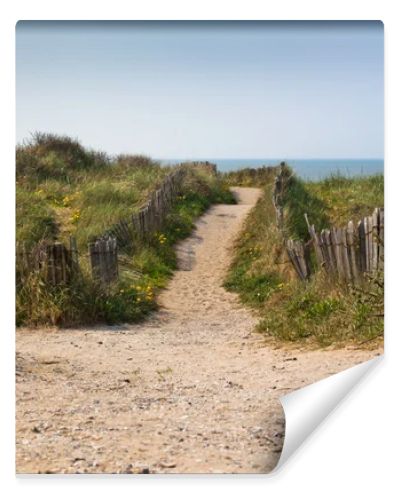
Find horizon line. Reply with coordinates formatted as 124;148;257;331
158;157;384;161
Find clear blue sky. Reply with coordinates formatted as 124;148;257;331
16;21;383;159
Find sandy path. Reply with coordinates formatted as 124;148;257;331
16;188;380;474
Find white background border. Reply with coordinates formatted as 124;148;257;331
1;1;398;499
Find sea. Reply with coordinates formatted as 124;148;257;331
160;159;383;181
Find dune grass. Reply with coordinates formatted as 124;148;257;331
224;170;384;348
16;133;235;327
222;165;280;187
16;133;170;251
306;173;384;226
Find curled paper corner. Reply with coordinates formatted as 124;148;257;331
275;355;383;471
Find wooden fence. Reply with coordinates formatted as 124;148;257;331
16;238;78;286
16;236;119;287
272;165;292;231
98;162;218;249
301;208;384;282
285;239;311;281
88;237;118;285
96;167;185;250
272;169;384;282
16;162;216;287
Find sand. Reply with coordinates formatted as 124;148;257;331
16;187;381;473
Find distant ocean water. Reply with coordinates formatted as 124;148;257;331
160;159;384;181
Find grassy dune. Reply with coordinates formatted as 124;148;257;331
224;169;384;347
16;133;171;251
16;133;234;327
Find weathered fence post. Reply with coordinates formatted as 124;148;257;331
88;241;100;282
273;174;284;229
45;243;56;284
69;236;79;269
366;216;373;273
340;227;351;282
286;239;310;280
358;220;366;273
346;221;358;282
17;242;30;279
305;213;324;269
89;237;118;285
378;207;384;270
321;229;336;273
372;208;379;271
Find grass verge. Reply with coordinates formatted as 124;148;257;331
224;171;383;348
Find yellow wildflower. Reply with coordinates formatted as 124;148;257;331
70;209;81;223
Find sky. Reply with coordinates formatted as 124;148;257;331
16;21;384;159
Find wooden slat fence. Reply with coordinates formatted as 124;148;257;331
284;208;383;283
99;163;214;249
272;169;384;283
16;236;118;287
88;236;118;285
285;239;311;280
303;207;384;282
16;162;216;287
99;175;181;249
16;238;77;286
